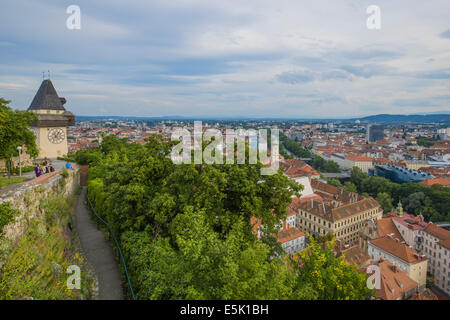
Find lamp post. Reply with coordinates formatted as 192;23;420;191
17;146;22;177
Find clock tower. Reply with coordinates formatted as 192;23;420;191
28;79;75;159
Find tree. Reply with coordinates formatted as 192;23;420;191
288;237;374;300
350;167;367;191
88;135;376;300
312;156;325;171
121;207;296;299
376;192;394;213
343;182;358;193
260;234;284;259
323;160;340;173
0;98;38;175
327;178;342;188
404;192;425;214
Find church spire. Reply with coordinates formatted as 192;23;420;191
396;201;403;217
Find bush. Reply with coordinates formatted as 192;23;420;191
0;202;20;237
61;168;69;179
0;197;95;300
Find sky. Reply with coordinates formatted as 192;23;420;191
0;0;449;118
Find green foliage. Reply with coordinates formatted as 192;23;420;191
343;181;358;193
0;197;94;300
0;202;20;237
74;149;102;165
289;237;374;300
260;234;284;259
376;192;394;213
0;177;28;188
312;156;340;173
404;192;425;214
121;207;295;299
279;132;312;158
87;135;375;300
326;178;342;188
0;98;38;160
350;167;450;221
10;165;35;174
61;168;69;179
416;136;434;148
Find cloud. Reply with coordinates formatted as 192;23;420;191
417;69;450;79
276;70;315;84
0;0;450;117
440;29;450;38
340;64;393;78
276;69;353;84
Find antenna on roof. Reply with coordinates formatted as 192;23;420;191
48;70;50;80
42;71;45;80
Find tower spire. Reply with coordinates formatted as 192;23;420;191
396;201;403;217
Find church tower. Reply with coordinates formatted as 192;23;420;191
28;79;75;159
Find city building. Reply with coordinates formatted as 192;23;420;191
368;235;428;290
368;259;420;300
367;124;385;143
344;155;374;173
420;223;450;295
371;165;434;183
293;179;382;245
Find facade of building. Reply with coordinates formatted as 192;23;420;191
27;79;75;159
344;155;374;173
368;235;428;290
292;179;382;245
367;124;385;143
372;165;434;183
369;259;419;300
420;223;450;295
278;223;306;255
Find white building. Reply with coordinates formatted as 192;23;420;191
420;223;450;295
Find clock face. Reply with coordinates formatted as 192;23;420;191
48;128;65;144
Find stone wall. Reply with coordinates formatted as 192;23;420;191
0;168;80;241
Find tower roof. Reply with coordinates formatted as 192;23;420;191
28;79;66;111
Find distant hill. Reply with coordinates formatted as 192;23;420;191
353;114;450;124
74;113;450;123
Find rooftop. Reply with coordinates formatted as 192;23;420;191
28;79;66;111
369;235;427;264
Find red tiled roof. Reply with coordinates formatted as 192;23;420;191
419;177;450;187
370;236;426;264
346;155;373;162
370;260;418;300
277;226;305;244
424;223;450;242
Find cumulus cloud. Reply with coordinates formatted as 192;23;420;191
0;0;449;117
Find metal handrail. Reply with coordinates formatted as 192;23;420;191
86;192;137;300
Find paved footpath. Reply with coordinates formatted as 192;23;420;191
75;187;124;300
